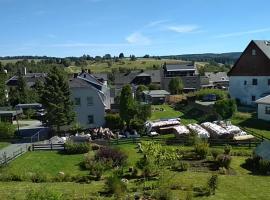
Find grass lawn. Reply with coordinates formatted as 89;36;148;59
232;112;270;139
0;142;10;150
1;151;87;176
150;104;198;125
0;143;269;199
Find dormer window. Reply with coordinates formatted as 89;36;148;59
252;49;256;56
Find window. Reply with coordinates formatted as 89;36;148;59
87;97;93;106
265;106;270;115
252;79;258;85
74;98;81;106
268;79;270;85
244;80;247;85
251;96;256;101
88;115;94;124
252;49;256;56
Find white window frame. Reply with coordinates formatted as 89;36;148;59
252;49;256;56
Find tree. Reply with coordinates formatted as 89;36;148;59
143;54;150;58
103;54;112;60
0;71;7;106
119;85;136;127
119;53;124;59
130;55;136;61
40;67;75;132
17;73;29;103
168;77;183;95
135;85;148;101
214;99;237;120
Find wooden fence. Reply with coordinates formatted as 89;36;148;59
0;145;29;166
32;143;65;151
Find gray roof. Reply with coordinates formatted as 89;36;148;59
205;72;229;83
253;40;270;59
78;72;103;86
143;90;170;97
114;70;161;85
69;78;93;88
93;73;108;81
255;95;270;105
166;64;195;71
0;110;22;116
6;73;47;87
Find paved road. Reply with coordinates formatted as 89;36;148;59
14;120;43;130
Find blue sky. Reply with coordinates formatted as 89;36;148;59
0;0;270;57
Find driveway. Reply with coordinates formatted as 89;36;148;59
13;120;43;129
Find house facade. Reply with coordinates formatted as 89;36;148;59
228;40;270;106
69;71;110;128
255;95;270;121
161;63;210;92
142;90;170;104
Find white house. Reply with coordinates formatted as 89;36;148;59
228;40;270;106
69;71;110;128
255;95;270;121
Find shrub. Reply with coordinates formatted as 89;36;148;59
214;99;237;120
154;187;174;200
195;89;228;101
207;175;218;195
136;155;159;177
211;149;222;160
26;188;63;200
171;161;189;172
95;147;127;167
87;160;105;180
0;122;16;139
258;159;270;174
65;142;91;154
105;114;124;130
91;143;100;151
130;118;145;135
0;172;24;182
224;145;232;155
194;142;209;159
105;175;127;198
30;172;49;183
216;154;232;169
53;173;72;182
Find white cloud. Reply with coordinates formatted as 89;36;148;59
215;28;270;38
125;32;151;45
167;25;199;33
146;20;169;28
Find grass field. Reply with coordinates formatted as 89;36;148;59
65;59;189;74
150;104;198;125
0;144;269;200
0;142;10;150
1;151;87;176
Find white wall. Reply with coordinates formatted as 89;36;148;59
229;76;270;105
71;87;105;128
258;104;270;121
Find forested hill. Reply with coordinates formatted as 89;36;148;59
161;52;241;65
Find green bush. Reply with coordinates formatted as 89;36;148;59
65;142;91;154
105;175;127;198
105;114;124;130
171;161;189;172
224;145;232;155
0;122;16;139
130;118;145;134
195;89;228;101
26;188;63;200
258;159;270;174
194;142;209;159
30;172;49;183
0;172;24;182
136;155;159;177
216;154;232;169
207;175;218;195
84;156;106;181
214;99;237;120
211;149;222;160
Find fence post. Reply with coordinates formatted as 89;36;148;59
3;152;7;164
51;143;53;150
32;144;34;151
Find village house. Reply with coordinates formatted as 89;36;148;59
205;72;229;89
142;90;170;104
161;63;210;92
69;71;110;128
255;95;270;121
228;40;270;106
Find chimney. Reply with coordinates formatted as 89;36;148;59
24;67;27;75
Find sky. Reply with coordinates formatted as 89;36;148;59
0;0;270;57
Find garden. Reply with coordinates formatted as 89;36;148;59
1;139;270;200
